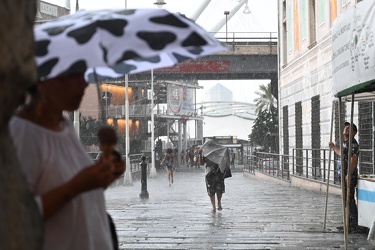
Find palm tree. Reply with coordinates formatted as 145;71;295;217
253;83;277;114
249;82;279;152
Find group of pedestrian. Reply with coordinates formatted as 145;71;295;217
184;148;201;168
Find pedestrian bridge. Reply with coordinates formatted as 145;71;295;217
128;32;278;86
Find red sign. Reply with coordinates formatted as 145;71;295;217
155;60;230;73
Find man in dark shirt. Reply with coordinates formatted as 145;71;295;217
329;122;359;232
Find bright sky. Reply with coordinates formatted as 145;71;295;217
69;0;278;32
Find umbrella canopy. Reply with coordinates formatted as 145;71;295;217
34;8;227;82
200;139;230;172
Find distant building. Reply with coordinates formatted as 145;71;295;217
205;83;233;102
203;83;233;117
35;1;70;23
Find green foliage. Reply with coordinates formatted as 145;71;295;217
79;116;103;148
130;139;143;154
253;83;277;114
249;83;279;152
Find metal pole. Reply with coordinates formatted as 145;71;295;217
324;101;334;229
338;98;347;249
345;95;355;249
224;11;229;43
150;69;157;177
123;74;132;186
73;0;80;136
123;0;132;186
178;120;182;167
104;86;108;121
226;15;227;43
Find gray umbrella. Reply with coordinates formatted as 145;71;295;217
200;139;230;172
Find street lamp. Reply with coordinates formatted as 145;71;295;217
123;0;133;186
243;0;251;14
224;11;230;43
154;0;166;8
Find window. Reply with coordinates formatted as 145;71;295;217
308;0;317;48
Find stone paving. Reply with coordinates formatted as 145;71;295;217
105;168;375;250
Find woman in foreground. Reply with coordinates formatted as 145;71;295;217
9;73;124;250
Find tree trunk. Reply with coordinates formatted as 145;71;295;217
0;1;43;249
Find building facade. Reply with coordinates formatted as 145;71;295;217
36;1;70;22
278;0;374;177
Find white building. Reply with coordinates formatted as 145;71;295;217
278;0;374;176
36;1;70;22
205;83;233;102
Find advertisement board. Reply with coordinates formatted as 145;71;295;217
167;84;195;116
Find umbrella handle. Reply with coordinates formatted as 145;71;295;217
93;69;106;125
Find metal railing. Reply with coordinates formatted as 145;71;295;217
244;149;340;185
213;31;277;44
125;153;152;173
106;104;152;118
291;148;339;184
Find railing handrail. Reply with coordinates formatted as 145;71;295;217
245;150;340;185
212;31;278;43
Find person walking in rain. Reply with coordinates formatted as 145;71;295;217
189;149;194;168
198;140;230;212
329;122;359;232
161;148;175;186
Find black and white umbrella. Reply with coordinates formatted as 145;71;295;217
34;8;226;81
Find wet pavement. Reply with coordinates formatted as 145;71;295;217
105;167;375;250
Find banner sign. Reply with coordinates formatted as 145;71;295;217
332;1;375;96
167;84;195;116
154;60;230;73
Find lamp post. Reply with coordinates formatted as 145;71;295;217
224;11;230;43
149;69;157;178
123;0;133;186
153;0;166;8
73;1;80;136
149;1;167;177
103;88;108;121
243;0;251;14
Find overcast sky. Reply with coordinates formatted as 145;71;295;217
69;0;278;33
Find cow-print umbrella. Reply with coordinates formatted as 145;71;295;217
35;8;227;82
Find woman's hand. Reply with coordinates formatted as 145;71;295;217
41;159;119;220
112;159;125;180
71;159;116;192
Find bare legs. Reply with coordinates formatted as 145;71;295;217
217;193;222;210
209;193;223;212
167;169;174;185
